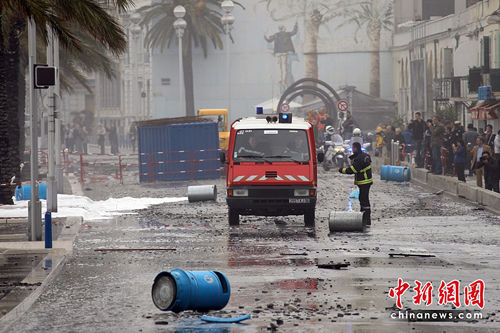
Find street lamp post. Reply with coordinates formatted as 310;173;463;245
28;19;41;240
174;6;187;116
221;1;235;112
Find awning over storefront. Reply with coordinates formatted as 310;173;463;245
470;100;499;120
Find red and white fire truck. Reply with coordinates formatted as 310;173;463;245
221;113;322;227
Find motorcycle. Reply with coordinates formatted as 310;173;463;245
322;134;346;171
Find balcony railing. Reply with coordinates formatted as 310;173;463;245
433;77;468;100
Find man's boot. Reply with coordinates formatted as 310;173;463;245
362;208;371;226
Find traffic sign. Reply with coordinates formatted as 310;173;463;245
337;99;349;112
280;103;290;112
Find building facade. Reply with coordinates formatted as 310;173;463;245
150;0;395;122
60;1;153;143
392;0;500;131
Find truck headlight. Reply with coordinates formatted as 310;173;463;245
294;189;309;197
233;189;248;197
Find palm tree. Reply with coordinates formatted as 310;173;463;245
139;0;243;117
336;0;393;97
0;0;133;204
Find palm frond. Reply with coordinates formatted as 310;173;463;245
52;0;126;54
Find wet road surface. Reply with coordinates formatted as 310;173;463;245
3;170;500;332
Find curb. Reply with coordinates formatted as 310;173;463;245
372;156;500;215
0;215;82;332
409;166;500;216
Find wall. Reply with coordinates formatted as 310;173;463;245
151;0;395;122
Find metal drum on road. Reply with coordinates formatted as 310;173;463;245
380;165;410;182
152;269;230;313
329;211;364;232
187;185;217;202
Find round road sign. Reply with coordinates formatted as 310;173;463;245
337;99;349;112
280;103;290;112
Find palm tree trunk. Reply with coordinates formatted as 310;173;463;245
303;11;321;103
369;21;382;98
183;39;195;117
304;14;321;80
0;19;24;204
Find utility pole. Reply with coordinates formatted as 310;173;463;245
54;35;63;195
46;27;57;212
28;18;42;241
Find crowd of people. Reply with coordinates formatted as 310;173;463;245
62;121;137;155
374;112;500;193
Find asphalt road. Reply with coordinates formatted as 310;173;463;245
3;170;500;332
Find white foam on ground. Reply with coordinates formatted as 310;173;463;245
0;194;187;221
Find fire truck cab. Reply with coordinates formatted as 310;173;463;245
222;113;322;227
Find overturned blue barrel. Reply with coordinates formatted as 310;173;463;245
152;269;230;313
15;183;47;201
380;165;410;182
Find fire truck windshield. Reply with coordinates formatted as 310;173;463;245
233;129;310;162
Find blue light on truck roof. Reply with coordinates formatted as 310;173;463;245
256;107;264;114
279;112;292;123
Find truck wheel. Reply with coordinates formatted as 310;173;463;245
322;162;330;171
304;209;315;227
229;208;239;226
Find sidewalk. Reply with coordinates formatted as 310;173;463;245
372;157;500;215
0;174;83;331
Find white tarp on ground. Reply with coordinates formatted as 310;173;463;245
255;98;302;111
0;194;187;221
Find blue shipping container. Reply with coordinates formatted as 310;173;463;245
138;122;220;182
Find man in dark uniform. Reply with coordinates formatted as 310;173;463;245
339;142;373;225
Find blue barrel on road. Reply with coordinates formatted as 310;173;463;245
380;165;410;182
15;183;47;201
152;269;230;313
380;165;390;180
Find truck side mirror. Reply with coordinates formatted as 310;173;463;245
317;152;324;163
219;150;226;163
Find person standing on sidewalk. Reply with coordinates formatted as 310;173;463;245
342;110;357;140
484;124;496;151
109;123;119;154
475;151;500;193
495;130;500;160
339;142;373;226
97;123;106;154
471;137;491;188
453;140;466;182
443;125;454;175
409;112;426;167
430;117;445;175
464;124;478;176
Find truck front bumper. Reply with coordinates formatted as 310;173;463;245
226;186;316;216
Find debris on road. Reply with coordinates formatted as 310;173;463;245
200;314;251;323
388;253;436;258
317;262;350;270
279;252;308;256
94;248;176;252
